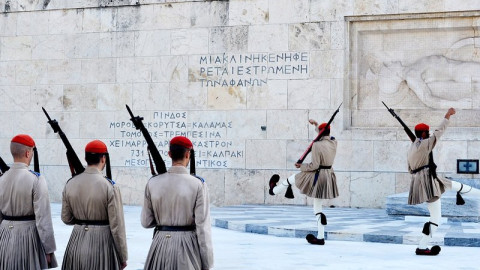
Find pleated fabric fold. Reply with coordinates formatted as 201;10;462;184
0;220;57;270
144;231;202;270
408;169;452;205
62;225;121;270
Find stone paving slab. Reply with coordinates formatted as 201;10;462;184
210;204;480;247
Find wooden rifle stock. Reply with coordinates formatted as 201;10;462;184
126;105;167;175
297;103;342;164
42;107;85;177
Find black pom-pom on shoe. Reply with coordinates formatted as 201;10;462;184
415;245;441;256
269;174;280;196
306;234;325;245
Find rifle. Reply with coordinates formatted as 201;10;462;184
43;107;85;177
382;101;437;179
382;101;416;142
0;155;9;175
297;103;343;164
126;105;167;175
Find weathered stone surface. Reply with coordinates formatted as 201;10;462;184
350;172;395;208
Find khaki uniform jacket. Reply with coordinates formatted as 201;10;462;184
141;166;214;269
407;118;452;204
61;167;128;263
295;136;339;199
0;162;56;254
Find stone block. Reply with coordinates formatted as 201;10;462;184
152;3;192;29
209;26;248;53
246;80;288;110
286;139;312;167
112;167;150;205
310;50;344;79
246;140;286;170
41;165;71;203
398;0;444;13
268;0;309;24
66;33;100;59
350;172;395;208
287;79;331;110
386;191;480;222
434;141;468;173
373;140;410;172
169;82;207;110
266;110;308;140
132;83;170;111
80;58;116;84
190;1;228;28
310;0;354;21
78;111;116;139
0;13;17;36
171;28;209;55
41;60;82;85
63;84;98;111
31;85;64;111
227;110;266;140
98;84;133;111
228;0;269;26
289;22;330;51
16;10;49;36
331;22;345;50
248;25;289;52
0;36;32;61
444;0;480;11
152;56;188;82
395;172;411;193
116;57;153;83
32;35;65;60
207;86;247;110
134;30;171;57
115;31;135;57
0;62;16;85
335;140;374;171
0;86;30;111
354;0;398;15
224;169;264;205
49;9;83;35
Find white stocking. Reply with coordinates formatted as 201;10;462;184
418;199;441;249
314;199;325;239
450;181;480;196
272;174;296;195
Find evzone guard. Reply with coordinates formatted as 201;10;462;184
385;105;480;255
268;120;339;245
0;134;57;269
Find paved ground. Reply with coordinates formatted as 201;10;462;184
211;204;480;247
50;203;480;269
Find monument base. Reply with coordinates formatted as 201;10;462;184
386;191;480;223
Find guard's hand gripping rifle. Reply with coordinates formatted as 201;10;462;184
382;101;438;179
0;155;9;175
43;107;85;177
126;105;167;175
297;103;343;164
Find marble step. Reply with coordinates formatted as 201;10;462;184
386;191;480;222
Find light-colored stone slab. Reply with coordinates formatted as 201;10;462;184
209;26;249;53
267;110;308;140
268;0;309;24
228;0;269;26
289;22;330;51
224;169;264;205
248;24;289;52
246;139;286;170
350;172;395;208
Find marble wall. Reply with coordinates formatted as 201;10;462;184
1;0;480;208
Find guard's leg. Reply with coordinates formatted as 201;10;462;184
269;174;296;196
416;199;441;255
306;199;326;245
450;181;480;205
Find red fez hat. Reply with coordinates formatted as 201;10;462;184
318;123;330;129
85;140;108;153
415;123;430;131
170;136;193;149
11;134;35;147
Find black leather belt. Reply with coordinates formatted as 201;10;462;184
155;225;196;232
74;219;109;226
411;165;429;174
313;165;333;187
2;214;35;221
